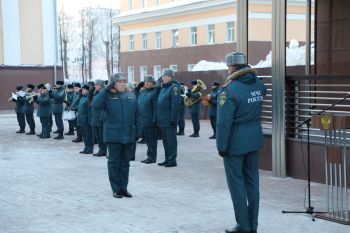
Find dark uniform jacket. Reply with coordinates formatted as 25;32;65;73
187;91;201;114
24;95;35;114
65;91;74;110
209;87;219;117
77;94;91;127
216;65;267;155
70;92;81;111
92;90;142;144
36;92;52;117
90;90;104;127
13;96;25;114
156;80;181;127
138;87;158;128
50;87;66;114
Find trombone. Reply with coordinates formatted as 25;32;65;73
8;90;26;101
25;92;41;104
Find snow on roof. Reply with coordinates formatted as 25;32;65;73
191;39;314;71
116;0;211;18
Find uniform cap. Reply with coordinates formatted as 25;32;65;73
162;68;174;78
110;72;126;83
27;84;35;89
56;80;64;85
16;85;23;91
95;79;105;87
225;52;247;66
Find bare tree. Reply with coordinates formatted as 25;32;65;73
58;7;70;79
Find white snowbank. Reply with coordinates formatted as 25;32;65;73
252;39;315;68
191;60;227;71
191;39;315;71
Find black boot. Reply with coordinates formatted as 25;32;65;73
53;130;59;134
54;134;64;140
65;131;74;135
177;131;184;136
26;130;35;135
209;135;216;139
16;129;25;133
189;132;199;137
72;137;83;143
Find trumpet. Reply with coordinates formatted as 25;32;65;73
184;79;207;106
201;94;211;106
8;90;26;101
25;92;41;104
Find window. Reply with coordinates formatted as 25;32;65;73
188;64;195;71
208;24;215;44
140;66;147;81
142;33;147;50
128;0;132;10
128;66;135;82
155;32;161;49
169;64;178;72
129;35;134;51
226;22;235;42
155;0;160;5
172;29;178;48
154;65;161;80
190;27;197;46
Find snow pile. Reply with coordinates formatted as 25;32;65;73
191;60;227;71
252;39;315;68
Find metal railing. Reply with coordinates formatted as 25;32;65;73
285;75;350;144
258;76;272;134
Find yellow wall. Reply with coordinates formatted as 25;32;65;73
19;0;43;64
0;0;4;64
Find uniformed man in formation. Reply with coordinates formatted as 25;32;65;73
93;73;142;198
216;52;266;233
90;80;107;157
156;69;181;167
50;81;66;140
77;84;94;154
208;81;220;139
138;75;159;164
12;85;26;133
24;84;36;135
186;80;201;137
35;83;52;139
177;82;186;136
64;84;75;135
71;83;83;143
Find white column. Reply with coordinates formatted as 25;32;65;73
1;0;21;65
236;0;248;54
41;0;58;66
271;0;286;177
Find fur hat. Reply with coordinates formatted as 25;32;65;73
67;84;74;89
27;84;35;89
73;83;81;88
212;81;220;87
82;84;90;90
162;68;174;78
56;80;64;85
95;79;105;87
144;75;155;83
225;52;246;66
16;85;23;91
110;73;126;83
37;83;44;89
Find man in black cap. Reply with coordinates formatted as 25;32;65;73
93;73;142;198
186;80;201;137
35;83;52;139
177;83;186;136
208;81;220;139
138;75;159;164
77;84;94;154
24;84;36;135
12;85;26;133
157;69;181;167
64;84;75;135
50;80;66;139
71;83;83;143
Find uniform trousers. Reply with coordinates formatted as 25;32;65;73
107;142;133;193
223;151;260;232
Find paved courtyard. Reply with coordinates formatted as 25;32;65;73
0;110;349;233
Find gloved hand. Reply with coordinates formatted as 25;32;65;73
135;136;140;142
33;95;39;102
186;92;191;97
106;82;115;92
218;151;228;158
136;81;145;90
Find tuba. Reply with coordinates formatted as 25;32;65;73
184;79;206;106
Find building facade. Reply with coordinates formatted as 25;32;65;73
114;0;311;82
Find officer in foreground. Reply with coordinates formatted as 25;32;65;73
93;73;142;198
216;52;266;233
156;69;181;167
